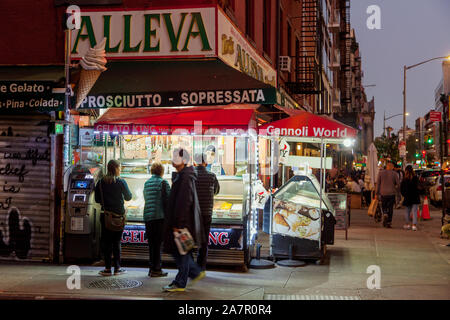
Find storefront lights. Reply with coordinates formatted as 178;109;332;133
343;139;354;147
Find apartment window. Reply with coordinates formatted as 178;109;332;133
287;24;292;56
263;0;271;55
246;0;255;40
295;37;300;82
280;10;284;55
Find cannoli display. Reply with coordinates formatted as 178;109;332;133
272;199;321;241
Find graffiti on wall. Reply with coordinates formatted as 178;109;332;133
0;125;50;259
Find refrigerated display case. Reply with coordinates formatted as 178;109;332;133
264;173;336;261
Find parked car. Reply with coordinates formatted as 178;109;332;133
419;170;441;193
429;175;450;205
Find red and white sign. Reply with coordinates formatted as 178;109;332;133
259;112;358;139
429;111;442;122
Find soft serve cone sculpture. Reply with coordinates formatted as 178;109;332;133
75;38;107;109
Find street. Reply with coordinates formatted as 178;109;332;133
1;206;448;301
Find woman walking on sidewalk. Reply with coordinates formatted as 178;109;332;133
143;162;170;277
95;160;132;276
400;165;421;231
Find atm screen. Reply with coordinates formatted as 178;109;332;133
73;180;89;189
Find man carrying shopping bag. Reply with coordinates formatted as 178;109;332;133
162;148;206;292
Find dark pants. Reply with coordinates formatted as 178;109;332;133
363;190;371;207
381;195;396;225
145;219;164;272
101;218;123;270
197;216;211;271
172;250;202;288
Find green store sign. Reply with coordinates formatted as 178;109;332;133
71;7;216;58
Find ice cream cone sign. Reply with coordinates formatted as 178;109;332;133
75;38;107;109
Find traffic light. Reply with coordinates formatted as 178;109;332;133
415;152;420;158
422;150;426;157
427;137;433;144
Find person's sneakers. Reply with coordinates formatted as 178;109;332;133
190;271;206;286
403;224;411;230
163;283;185;292
99;269;112;276
114;268;127;275
150;270;168;277
412;225;418;231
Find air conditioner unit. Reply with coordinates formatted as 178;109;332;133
279;56;292;73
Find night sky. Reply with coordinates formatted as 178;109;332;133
350;0;450;137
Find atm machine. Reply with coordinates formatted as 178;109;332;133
64;164;103;261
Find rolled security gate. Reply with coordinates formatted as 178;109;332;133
0;115;53;261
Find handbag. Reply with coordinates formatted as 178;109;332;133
99;180;126;232
173;228;195;255
368;198;378;217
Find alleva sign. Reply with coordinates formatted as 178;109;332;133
70;7;216;58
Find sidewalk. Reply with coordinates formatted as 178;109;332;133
0;207;449;300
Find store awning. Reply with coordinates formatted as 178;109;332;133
258;111;358;143
94;104;258;135
74;59;278;109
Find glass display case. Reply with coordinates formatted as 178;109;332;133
271;174;334;242
212;176;248;224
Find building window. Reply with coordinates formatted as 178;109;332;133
295;37;299;82
263;0;271;55
287;23;292;57
246;0;255;40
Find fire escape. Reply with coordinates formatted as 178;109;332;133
286;0;323;110
339;0;351;113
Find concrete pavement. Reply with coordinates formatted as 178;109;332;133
0;207;449;300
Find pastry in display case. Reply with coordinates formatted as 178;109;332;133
211;177;248;224
271;174;334;241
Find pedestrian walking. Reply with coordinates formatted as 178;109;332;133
143;162;170;277
194;153;220;271
95;160;132;276
162;148;205;292
400;165;421;231
376;161;400;228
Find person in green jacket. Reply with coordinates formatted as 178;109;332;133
143;162;171;277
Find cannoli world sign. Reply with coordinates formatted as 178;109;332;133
70;7;216;58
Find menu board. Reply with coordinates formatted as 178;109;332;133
272;199;321;241
327;193;348;230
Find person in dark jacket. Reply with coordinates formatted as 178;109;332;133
162;148;205;292
194;153;220;271
143;162;170;277
400;165;421;231
95;159;132;276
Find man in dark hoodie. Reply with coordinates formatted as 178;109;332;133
194;153;220;271
162;148;205;292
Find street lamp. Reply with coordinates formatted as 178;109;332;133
383;111;409;136
402;55;450;168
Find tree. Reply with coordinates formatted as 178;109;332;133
374;133;400;162
405;134;418;163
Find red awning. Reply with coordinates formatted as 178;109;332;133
258;111;358;139
94;105;257;135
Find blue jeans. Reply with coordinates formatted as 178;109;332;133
404;204;418;225
172;250;202;288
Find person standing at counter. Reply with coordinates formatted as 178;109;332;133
205;145;225;176
194;153;220;271
143;162;171;277
162;148;205;292
95;160;132;276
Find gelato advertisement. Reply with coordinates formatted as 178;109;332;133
272;199;321;241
